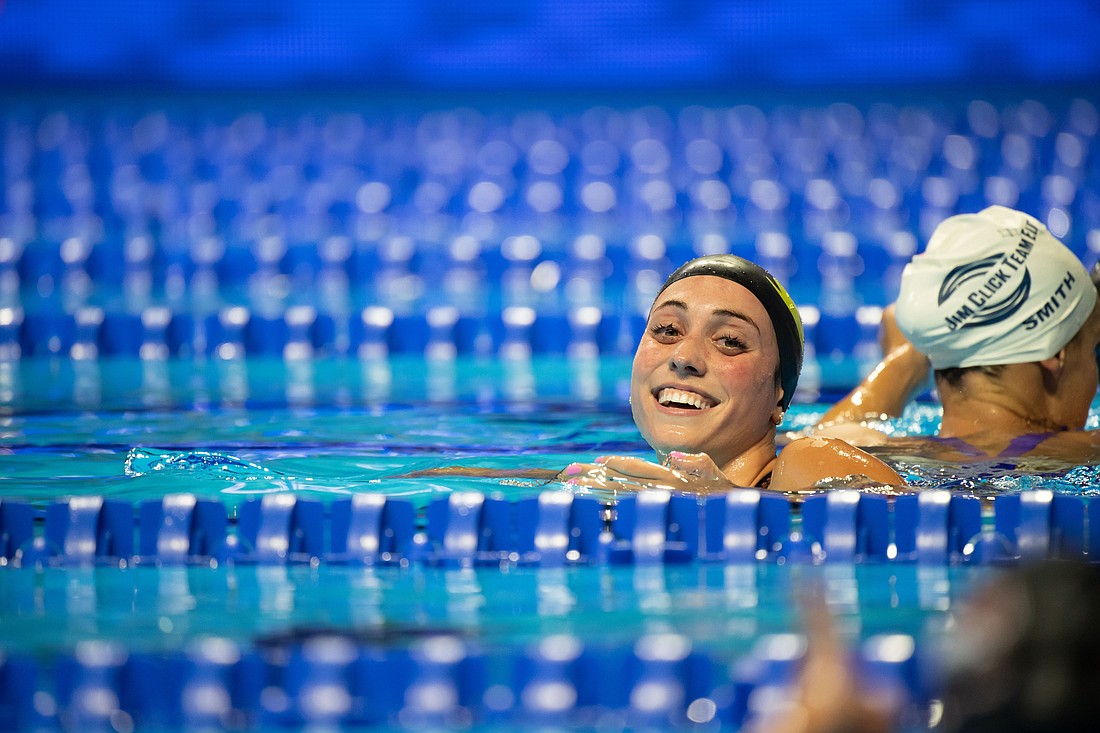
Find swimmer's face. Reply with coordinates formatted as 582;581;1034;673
630;275;784;472
1054;301;1100;429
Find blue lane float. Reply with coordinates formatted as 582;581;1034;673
3;489;1098;568
0;629;926;731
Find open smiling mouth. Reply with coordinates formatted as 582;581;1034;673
656;388;716;410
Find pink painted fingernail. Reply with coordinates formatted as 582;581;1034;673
594;455;608;464
564;464;582;476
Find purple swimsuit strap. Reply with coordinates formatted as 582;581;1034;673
935;432;1054;458
998;432;1055;457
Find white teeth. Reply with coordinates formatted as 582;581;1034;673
657;388;713;409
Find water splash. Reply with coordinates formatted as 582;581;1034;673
124;447;288;482
1059;464;1100;491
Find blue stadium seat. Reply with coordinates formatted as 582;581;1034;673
244;313;289;357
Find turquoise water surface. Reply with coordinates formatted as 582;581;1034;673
0;354;1093;731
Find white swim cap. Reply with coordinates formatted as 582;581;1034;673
895;206;1097;369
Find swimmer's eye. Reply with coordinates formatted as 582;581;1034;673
649;322;680;339
717;334;747;350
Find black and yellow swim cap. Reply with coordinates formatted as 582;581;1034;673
656;254;804;410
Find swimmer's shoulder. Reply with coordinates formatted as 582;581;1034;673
809;420;894;447
772;435;903;491
1021;430;1100;461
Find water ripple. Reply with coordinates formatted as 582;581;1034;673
124;447;287;481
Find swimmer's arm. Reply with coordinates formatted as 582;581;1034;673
560;453;737;494
814;306;931;441
396;466;563;480
770;436;904;491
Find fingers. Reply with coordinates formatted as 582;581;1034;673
556;453;735;493
556;455;687;492
662;450;720;479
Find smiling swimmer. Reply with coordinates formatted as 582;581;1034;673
561;254;903;494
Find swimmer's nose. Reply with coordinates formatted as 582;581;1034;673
669;337;706;376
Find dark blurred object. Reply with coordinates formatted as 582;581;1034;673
939;561;1100;733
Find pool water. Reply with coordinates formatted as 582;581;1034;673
1;354;1094;731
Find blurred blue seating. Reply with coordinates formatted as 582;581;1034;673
0;307;21;358
2;97;1097;370
388;313;433;356
597;312;647;356
453;313;504;356
244;312;289;357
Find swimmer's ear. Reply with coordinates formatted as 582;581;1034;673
1039;349;1067;375
772;390;785;426
1038;349;1068;388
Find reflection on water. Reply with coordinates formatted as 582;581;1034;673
0;563;988;657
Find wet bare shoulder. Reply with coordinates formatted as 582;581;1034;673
772;436;903;491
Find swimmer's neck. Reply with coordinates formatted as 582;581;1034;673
717;434;779;487
939;383;1066;438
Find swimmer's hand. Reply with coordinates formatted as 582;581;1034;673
744;592;899;733
558;452;735;493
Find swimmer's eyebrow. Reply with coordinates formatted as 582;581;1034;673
651;298;761;332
